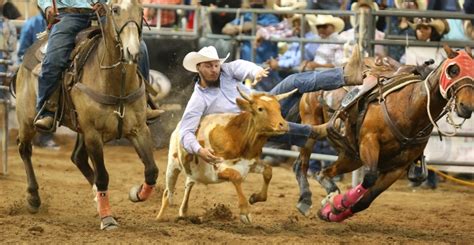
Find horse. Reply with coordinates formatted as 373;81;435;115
14;0;158;230
293;45;474;222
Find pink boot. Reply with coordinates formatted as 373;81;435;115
97;191;112;218
138;183;155;201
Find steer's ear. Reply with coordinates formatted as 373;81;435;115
237;97;252;112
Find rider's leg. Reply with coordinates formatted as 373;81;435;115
35;13;92;130
138;40;163;120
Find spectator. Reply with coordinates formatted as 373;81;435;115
143;0;182;28
222;0;280;64
301;15;345;70
0;0;18;84
340;0;386;57
386;0;425;62
463;0;474;40
265;14;319;74
307;0;343;10
17;9;59;149
427;0;467;40
199;0;241;34
404;17;450;67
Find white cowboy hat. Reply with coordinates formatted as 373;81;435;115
394;0;427;10
273;0;307;11
314;15;345;34
350;0;379;28
182;46;229;73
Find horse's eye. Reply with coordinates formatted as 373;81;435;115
112;6;120;15
447;64;460;78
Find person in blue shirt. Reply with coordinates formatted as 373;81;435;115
179;45;363;162
18;11;46;61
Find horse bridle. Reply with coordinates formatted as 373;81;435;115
96;2;143;69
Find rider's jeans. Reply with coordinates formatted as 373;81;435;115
37;13;92;114
268;68;345;147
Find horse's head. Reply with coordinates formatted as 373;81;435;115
105;0;143;63
438;45;474;119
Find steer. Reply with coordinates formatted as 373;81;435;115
156;87;296;224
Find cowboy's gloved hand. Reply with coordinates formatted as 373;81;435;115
92;3;106;16
197;147;223;164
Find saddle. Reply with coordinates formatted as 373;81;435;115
21;26;102;131
326;64;424;158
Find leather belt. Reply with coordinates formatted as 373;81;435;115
58;8;94;14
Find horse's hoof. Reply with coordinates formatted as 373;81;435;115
100;216;119;230
296;202;312;217
26;196;41;214
128;185;142;202
240;214;252;224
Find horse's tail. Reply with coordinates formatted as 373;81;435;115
9;70;16;99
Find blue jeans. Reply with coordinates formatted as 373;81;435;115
268;68;345;147
37;13;93;113
37;13;150;114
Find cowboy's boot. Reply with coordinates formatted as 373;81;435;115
34;114;55;131
309;124;328;139
343;44;365;85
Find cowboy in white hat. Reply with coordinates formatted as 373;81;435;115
179;45;364;162
300;15;345;71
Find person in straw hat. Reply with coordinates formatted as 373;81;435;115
403;17;450;69
265;14;319;76
179;45;364;162
300;15;345;71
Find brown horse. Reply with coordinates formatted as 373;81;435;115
14;0;157;230
294;46;474;222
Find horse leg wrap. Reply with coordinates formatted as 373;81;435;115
331;184;368;213
96;191;112;218
138;183;155;201
328;209;353;222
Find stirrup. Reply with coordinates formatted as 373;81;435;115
407;155;428;182
33;104;58;133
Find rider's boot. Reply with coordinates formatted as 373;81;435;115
343;44;365;85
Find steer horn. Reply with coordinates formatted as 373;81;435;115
237;86;252;102
275;88;298;101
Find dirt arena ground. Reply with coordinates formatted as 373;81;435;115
1;136;473;243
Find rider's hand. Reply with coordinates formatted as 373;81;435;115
92;3;106;16
197;147;222;164
45;7;57;24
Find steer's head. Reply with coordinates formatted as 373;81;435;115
236;86;298;136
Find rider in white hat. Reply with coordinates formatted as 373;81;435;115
180;45;364;162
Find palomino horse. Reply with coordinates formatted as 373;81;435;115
294;46;474;222
14;0;158;230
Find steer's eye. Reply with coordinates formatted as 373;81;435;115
258;107;264;112
447;64;460;78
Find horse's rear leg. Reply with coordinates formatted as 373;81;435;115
318;135;380;222
18;134;41;213
83;133;117;230
127;126;159;202
70;134;94;185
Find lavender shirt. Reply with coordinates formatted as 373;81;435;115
179;60;263;154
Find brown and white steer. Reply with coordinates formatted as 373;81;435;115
156;87;296;224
